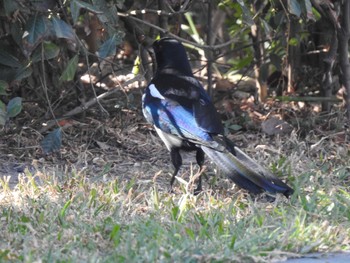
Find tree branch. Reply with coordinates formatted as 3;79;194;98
39;75;143;132
117;12;237;51
206;0;213;97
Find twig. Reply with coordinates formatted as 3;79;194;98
164;1;176;13
206;0;213;97
180;0;192;12
158;0;168;38
275;96;342;103
40;43;60;129
39;75;143;132
117;12;237;51
87;61;109;116
310;131;345;150
128;9;173;16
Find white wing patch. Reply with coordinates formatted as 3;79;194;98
149;84;165;99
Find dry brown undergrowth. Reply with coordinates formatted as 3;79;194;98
0;79;349;194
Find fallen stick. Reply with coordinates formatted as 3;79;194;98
40;74;143;132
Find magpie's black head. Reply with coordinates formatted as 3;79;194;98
153;38;193;76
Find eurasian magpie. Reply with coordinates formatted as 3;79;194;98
142;37;294;197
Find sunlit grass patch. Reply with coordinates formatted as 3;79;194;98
1;128;350;262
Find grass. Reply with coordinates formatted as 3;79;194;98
1;131;350;262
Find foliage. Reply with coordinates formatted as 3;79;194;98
221;0;315;76
0;0;124;127
0;95;22;126
40;128;62;154
0;0;348;133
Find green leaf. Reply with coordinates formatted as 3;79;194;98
185;227;195;240
312;6;321;21
60;199;71;219
70;1;81;25
304;0;314;20
51;17;76;41
132;56;141;75
230;53;253;70
101;10;118;34
229;235;237;249
22;14;51;56
288;37;298;46
59;55;78;83
32;42;60;62
14;66;33;81
3;0;19;16
41;42;60;60
0;50;22;68
288;0;301;17
0;101;6;126
236;0;254;26
97;34;123;59
0;80;9;96
229;124;242;131
261;19;272;36
41;128;62;154
171;206;179;221
10;22;23;48
0;100;5;111
92;0;119;34
70;0;103;24
109;224;121;245
6;97;22;118
0;67;15;83
31;0;56;12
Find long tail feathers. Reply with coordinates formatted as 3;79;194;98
201;143;294;197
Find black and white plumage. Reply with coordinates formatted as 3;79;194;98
142;37;293;197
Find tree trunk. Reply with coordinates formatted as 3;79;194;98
338;1;350;119
321;31;337;112
287;17;300;94
158;0;168;37
251;2;266;102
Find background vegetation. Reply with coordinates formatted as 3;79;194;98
0;0;349;262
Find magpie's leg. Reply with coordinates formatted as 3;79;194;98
194;149;205;195
170;148;182;192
